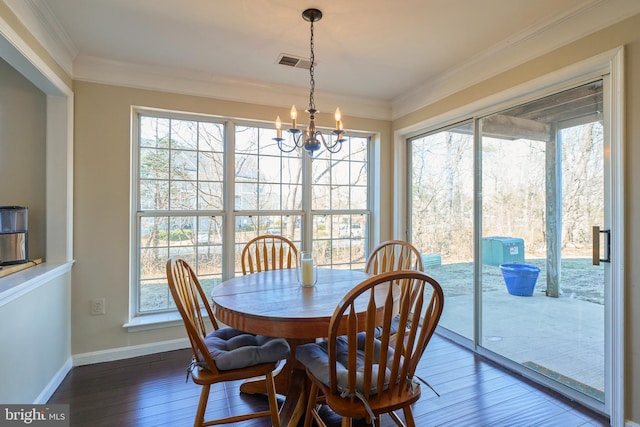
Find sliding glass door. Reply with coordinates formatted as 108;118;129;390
409;79;609;409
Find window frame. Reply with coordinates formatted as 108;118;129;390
131;108;373;317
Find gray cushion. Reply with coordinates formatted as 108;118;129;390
200;327;290;371
296;332;397;395
374;314;403;339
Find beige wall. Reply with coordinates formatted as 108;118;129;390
0;57;46;260
71;81;393;354
393;13;640;424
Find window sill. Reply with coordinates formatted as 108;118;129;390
123;311;185;332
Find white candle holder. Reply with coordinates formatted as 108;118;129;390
297;250;317;287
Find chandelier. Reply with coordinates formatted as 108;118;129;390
274;8;345;155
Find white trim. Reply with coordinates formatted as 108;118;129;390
72;338;190;367
608;46;625;427
123;311;185;333
34;357;72;404
626;422;640;427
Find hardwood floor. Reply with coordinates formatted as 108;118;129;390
48;334;610;426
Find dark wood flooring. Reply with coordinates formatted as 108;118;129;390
48;334;610;426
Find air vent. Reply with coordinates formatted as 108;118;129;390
277;54;311;70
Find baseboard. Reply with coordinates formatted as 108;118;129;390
626;421;640;427
35;357;73;404
72;338;190;366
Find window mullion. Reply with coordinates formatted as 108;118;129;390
224;120;235;279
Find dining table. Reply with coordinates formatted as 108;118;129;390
210;267;373;427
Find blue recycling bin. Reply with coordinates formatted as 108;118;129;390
499;263;540;296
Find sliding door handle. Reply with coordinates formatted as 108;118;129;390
592;225;611;265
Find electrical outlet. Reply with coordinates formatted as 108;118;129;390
90;298;106;315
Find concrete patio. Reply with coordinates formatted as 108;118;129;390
439;289;605;399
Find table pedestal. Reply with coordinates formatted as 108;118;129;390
240;338;311;427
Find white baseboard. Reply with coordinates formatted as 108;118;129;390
626;421;640;427
35;357;73;404
72;338;190;366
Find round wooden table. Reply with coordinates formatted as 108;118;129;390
211;268;370;427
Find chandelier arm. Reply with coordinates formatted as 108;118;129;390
276;137;299;153
323;134;345;153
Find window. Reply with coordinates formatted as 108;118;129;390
312;137;370;269
133;110;371;315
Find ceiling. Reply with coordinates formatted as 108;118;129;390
13;0;640;117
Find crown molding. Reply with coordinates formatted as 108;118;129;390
391;0;640;120
73;55;392;121
5;0;76;77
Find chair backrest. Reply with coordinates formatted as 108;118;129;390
241;235;298;275
325;270;444;402
365;240;424;275
166;257;220;374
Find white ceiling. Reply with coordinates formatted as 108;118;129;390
11;0;640;118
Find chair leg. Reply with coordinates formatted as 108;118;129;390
265;372;281;427
195;384;210;427
304;382;318;427
341;417;352;427
402;406;416;427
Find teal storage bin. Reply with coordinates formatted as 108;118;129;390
482;236;524;266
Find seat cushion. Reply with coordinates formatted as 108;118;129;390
374;314;403;339
296;332;397;395
200;327;290;371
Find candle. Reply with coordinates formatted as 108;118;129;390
275;116;282;139
334;107;342;130
301;258;314;286
290;105;298;129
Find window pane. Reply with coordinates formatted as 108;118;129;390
313;214;367;269
199;122;224;152
137;213;224;313
233;214;302;275
140;148;169;179
170;181;197;210
170;119;198;150
235;125;302;211
140;116;170;148
140;180;169;210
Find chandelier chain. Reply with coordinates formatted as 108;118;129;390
308;18;315;112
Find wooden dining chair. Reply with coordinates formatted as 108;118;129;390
241;235;298;275
366;240;424;346
365;240;424;275
166;257;290;427
296;270;444;427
